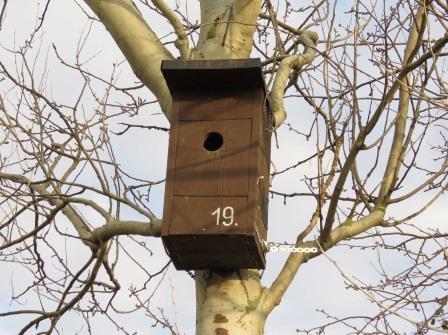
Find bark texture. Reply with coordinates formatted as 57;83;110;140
196;270;266;335
193;0;261;59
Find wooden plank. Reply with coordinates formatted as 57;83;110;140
163;235;265;270
161;59;266;93
173;119;252;196
178;89;254;121
169;196;221;234
161;101;180;237
168;196;249;236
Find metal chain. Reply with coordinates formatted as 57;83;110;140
261;240;318;253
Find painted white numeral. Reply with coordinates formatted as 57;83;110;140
222;206;234;226
211;207;221;226
212;206;237;226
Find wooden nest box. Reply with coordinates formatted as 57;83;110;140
161;59;272;270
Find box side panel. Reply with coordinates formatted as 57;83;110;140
162;101;180;237
245;89;270;242
258;90;272;232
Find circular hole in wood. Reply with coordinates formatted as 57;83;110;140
203;132;223;151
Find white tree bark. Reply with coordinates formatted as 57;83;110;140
193;0;261;59
270;31;319;128
195;270;266;335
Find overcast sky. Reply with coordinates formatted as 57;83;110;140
0;1;447;334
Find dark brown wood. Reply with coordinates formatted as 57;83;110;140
161;59;266;93
161;59;271;270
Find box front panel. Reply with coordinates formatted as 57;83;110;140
161;85;270;270
178;89;254;121
173;119;252;196
168;195;251;235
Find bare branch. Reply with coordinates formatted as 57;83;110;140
150;0;191;58
0;172;93;247
83;0;174;118
270;30;319;127
90;219;162;243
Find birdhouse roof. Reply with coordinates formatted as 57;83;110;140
161;58;266;94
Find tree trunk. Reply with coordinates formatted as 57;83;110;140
191;1;268;334
192;0;261;59
195;270;267;335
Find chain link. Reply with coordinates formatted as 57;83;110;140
261;240;318;253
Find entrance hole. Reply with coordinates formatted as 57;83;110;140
203;132;223;151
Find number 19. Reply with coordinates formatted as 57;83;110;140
211;206;236;226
